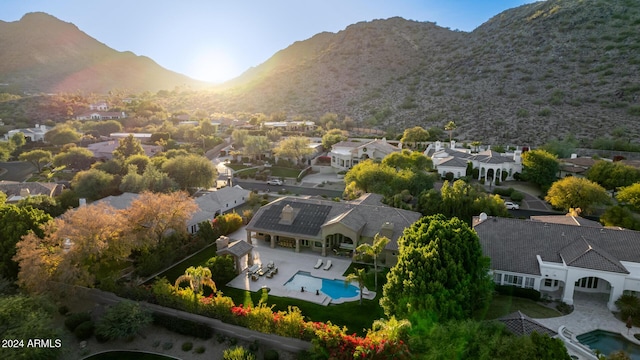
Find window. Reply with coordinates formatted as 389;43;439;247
544;279;559;287
575;277;599;289
525;277;535;289
504;274;523;286
493;273;502;284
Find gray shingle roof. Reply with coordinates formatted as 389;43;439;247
475;217;640;275
250;198;333;237
497;311;557;337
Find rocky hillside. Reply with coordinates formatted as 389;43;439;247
206;0;640;145
0;12;206;94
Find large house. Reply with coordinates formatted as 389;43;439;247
474;215;640;311
427;141;522;184
245;194;422;266
0;181;65;202
3;124;49;142
188;186;251;234
329;139;401;171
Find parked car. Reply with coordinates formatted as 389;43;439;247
267;179;283;186
504;201;519;210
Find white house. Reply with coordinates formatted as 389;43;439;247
427;141;522;184
4;124;49;142
474;215;640;311
188;186;251;234
329;139;400;171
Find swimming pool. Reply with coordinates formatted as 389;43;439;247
577;330;640;359
284;271;359;300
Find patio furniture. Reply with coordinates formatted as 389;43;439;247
323;260;333;270
251;273;259;281
314;258;323;269
267;261;275;269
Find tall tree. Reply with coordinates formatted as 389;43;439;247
18;149;52;172
71;168;118;201
345;268;367;305
382;149;432;171
400;126;430;148
44;125;81;145
545;177;610;214
10;132;26;148
381;214;492;321
273;136;313;164
521;149;559;189
265;129;282;143
231;129;250;148
321;129;347;150
444;121;457;142
617;183;640;211
356;233;389;290
113;134;145;160
0;204;51;280
587;160;640;193
162;154;217;190
95;301;152;341
123;191;197;246
243;135;271;161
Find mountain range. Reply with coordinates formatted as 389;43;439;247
1;0;640;145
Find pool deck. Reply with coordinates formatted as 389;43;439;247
534;292;640;359
224;226;376;305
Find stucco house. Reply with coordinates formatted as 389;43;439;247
427;141;522;184
4;124;49;142
245;193;422;266
474;215;640;311
329;139;401;171
188;186;251;234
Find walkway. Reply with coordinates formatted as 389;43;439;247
534;293;640;359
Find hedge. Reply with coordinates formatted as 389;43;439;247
494;284;541;301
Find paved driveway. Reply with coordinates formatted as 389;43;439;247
0;161;36;181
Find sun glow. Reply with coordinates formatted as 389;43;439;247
187;48;241;84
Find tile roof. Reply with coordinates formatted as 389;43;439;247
93;192;140;210
497;311;557;337
247;195;422;249
217;239;253;258
475;217;640;275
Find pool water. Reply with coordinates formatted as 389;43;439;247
577;330;640;359
284;271;359;300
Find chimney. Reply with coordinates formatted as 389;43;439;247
280;204;294;225
380;222;394;239
435;141;441;152
216;235;229;249
450;140;456;149
79;198;87;207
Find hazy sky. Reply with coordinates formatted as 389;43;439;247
1;1;539;83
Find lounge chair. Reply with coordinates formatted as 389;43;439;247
314;258;323;269
323;260;333;270
267;261;275;269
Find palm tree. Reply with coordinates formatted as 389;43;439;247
175;266;217;294
445;121;457;143
471;141;482;153
345;268;367;305
356;233;390;290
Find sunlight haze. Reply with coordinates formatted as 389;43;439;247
1;0;538;83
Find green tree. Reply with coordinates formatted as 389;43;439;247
119;165;145;193
382;149;432;171
223;346;256;360
83;120;123;137
0;295;63;360
356;233;389;291
540;136;578;158
545;177;610;214
0;204;51;280
124;154;150;174
71;169;118;201
345;268;367;305
444;121;457;142
17;195;64;217
400;126;430;148
95;301;152;340
113;134;145;160
141;164;178;193
321;129;347;150
600;206;640;230
18;149;52;172
162;154;217;190
175;266;217;294
381;214;492;321
587;161;640;192
243;135;271;161
521;149;559;189
231;129;250;148
265;129;282;142
10;132;26;148
273;136;313;164
205;255;237;286
44;125;81;145
617;183;640;211
53;146;94;170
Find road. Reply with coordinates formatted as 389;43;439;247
0;161;37;181
232;179;344;198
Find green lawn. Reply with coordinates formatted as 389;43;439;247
479;294;563;320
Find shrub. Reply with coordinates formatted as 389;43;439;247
58;305;69;315
223;346;256;360
182;342;193;351
153;313;213;339
195;346;206;354
65;312;92;332
493;187;514;197
494;284;541;301
264;349;279;360
74;321;95;340
510;191;525;202
616;294;640;320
